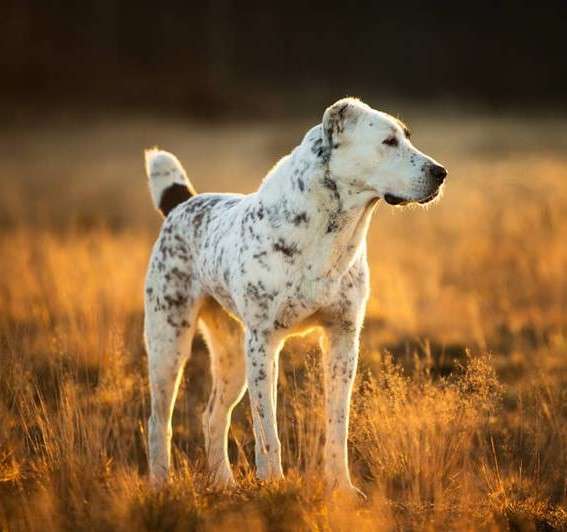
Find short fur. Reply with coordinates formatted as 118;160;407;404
143;98;446;496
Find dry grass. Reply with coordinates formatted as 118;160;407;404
1;109;566;530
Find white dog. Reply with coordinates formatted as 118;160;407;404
143;97;446;496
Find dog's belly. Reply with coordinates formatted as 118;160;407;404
203;292;327;343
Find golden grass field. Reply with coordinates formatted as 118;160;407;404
1;108;566;530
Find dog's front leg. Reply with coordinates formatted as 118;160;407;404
321;325;363;496
245;328;284;481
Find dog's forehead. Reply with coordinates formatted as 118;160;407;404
368;110;402;132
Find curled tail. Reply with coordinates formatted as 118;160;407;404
145;148;197;217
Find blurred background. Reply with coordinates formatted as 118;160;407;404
1;3;567;529
3;1;567;118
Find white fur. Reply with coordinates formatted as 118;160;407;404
143;98;446;496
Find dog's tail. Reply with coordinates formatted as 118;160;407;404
144;148;197;217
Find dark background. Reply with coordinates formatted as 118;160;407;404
3;1;567;118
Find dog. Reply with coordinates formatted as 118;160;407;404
143;97;446;496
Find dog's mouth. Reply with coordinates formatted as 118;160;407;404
384;188;441;206
384;193;408;206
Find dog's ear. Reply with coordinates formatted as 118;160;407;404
322;98;366;147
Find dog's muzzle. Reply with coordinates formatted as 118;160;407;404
384;164;447;206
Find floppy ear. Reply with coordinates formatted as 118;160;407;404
322;97;365;148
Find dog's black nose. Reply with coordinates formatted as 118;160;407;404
429;164;447;184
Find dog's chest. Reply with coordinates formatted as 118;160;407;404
211;226;365;329
267;272;345;330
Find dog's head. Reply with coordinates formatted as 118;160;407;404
322;98;447;205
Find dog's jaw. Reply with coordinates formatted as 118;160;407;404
384;193;408;206
384;186;442;206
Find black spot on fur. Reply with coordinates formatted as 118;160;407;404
326;222;338;233
159;183;193;217
323;176;337;192
192;210;206;230
292;212;309;226
273;238;300;258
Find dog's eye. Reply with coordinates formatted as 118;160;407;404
382;136;398;147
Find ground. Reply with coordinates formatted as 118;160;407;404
0;107;566;530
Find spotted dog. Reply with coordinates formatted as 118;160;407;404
143;97;447;496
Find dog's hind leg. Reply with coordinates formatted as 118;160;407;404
144;257;203;485
199;299;246;488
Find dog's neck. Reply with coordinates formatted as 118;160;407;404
256;124;378;278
